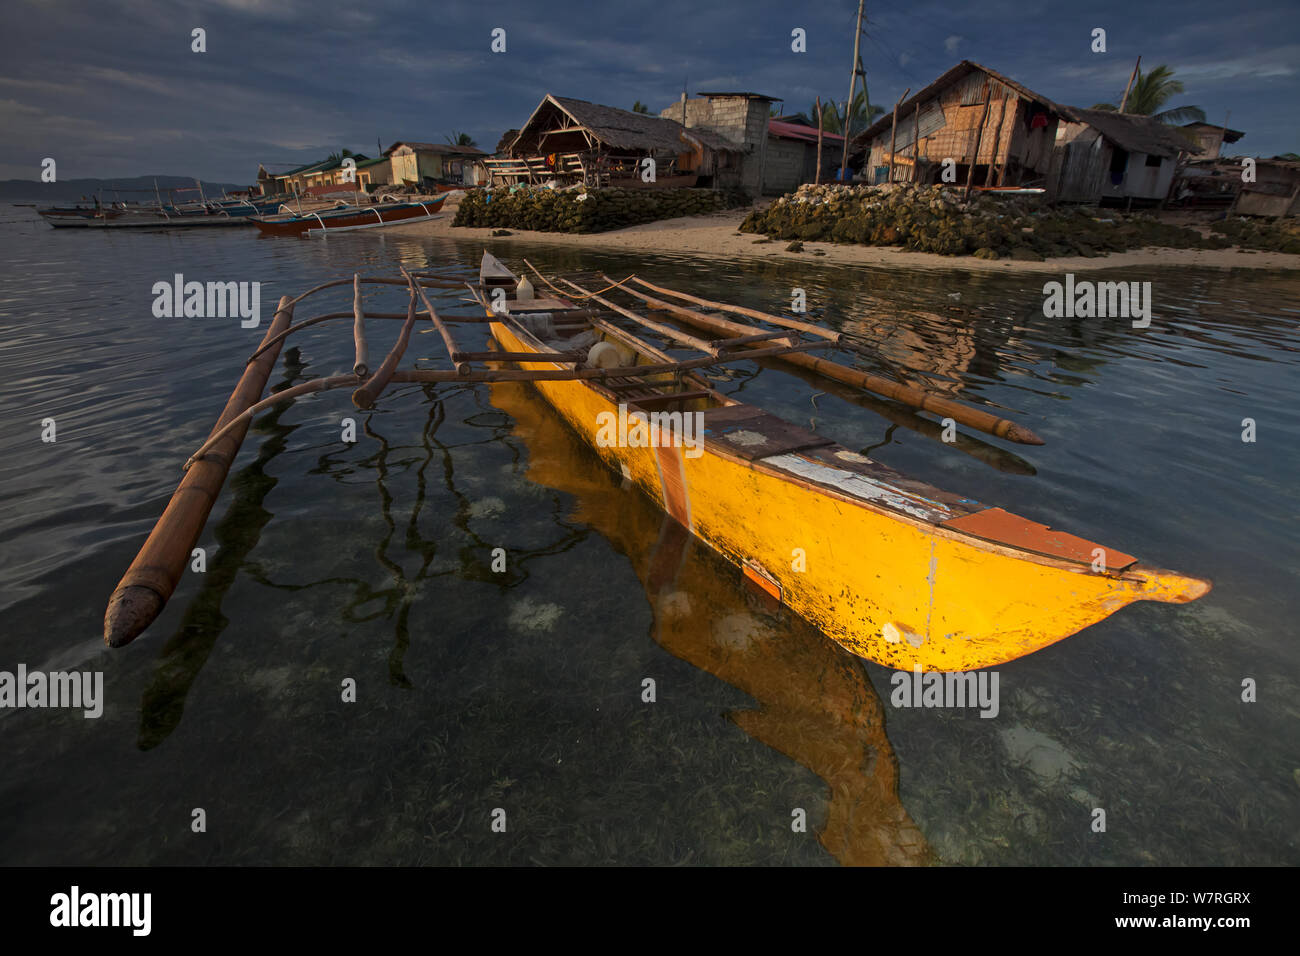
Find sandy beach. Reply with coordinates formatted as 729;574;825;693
389;201;1300;272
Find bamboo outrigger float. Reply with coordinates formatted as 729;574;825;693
104;253;1210;670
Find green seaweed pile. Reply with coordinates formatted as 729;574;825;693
1209;216;1300;254
454;185;748;234
740;183;1243;260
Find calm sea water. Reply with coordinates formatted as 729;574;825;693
0;206;1296;865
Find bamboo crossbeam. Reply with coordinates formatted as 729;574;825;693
184;341;833;471
352;286;418;409
185;373;365;469
352;274;368;377
104;295;298;647
554;277;720;356
588;318;676;365
609;280;1045;446
455;351;584;363
624;276;841;343
245;311;486;366
287;274;464;309
711;329;797;349
404;267;468;375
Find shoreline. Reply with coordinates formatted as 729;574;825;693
387;205;1300;273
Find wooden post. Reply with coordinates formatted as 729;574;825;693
911;102;921;182
964;78;994;199
815;96;824;184
986;84;1008;186
839;0;865;182
887;88;910;184
1119;56;1141;113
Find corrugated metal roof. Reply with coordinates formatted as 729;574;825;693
768;120;845;145
385;141;487;157
275;159;334;178
696;91;779;100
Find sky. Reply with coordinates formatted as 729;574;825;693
2;0;1297;183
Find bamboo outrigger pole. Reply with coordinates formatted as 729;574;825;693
403;266;469;375
352;284;418;409
104;295;297;647
629;276;840;342
352;274;369;377
601;276;1044;446
553;277;724;356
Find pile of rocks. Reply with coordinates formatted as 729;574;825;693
454;185;748;234
740;182;1237;259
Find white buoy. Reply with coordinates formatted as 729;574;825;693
587;341;622;369
516;275;534;301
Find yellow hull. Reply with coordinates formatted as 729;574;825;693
490;319;1209;671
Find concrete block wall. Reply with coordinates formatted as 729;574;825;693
762;138;805;194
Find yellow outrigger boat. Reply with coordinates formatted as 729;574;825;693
104;253;1209;671
470;253;1210;672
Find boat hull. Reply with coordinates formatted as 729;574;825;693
252;197;446;237
487;316;1209;672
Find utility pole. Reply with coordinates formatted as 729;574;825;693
840;0;865;182
1119;56;1141;113
815;95;824;184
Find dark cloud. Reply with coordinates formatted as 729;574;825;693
1;0;1295;182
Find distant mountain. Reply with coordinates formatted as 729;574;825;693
0;175;249;203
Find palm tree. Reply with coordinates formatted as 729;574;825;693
631;101;650;114
325;148;355;165
1091;65;1206;124
446;132;478;149
810;91;884;134
495;129;520;155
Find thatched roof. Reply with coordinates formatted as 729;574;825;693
1059;107;1204;158
854;60;1062;146
511;94;742;155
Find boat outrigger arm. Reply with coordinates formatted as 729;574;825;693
103;254;1210;670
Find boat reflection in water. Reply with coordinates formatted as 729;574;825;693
489;367;933;866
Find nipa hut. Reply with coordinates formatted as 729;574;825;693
1051;107;1202;206
852;61;1066;188
1179;122;1245;161
483;94;742;188
1232;158;1300;217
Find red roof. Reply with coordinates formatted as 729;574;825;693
768;120;845;145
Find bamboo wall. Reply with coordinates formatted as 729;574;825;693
865;71;1058;185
